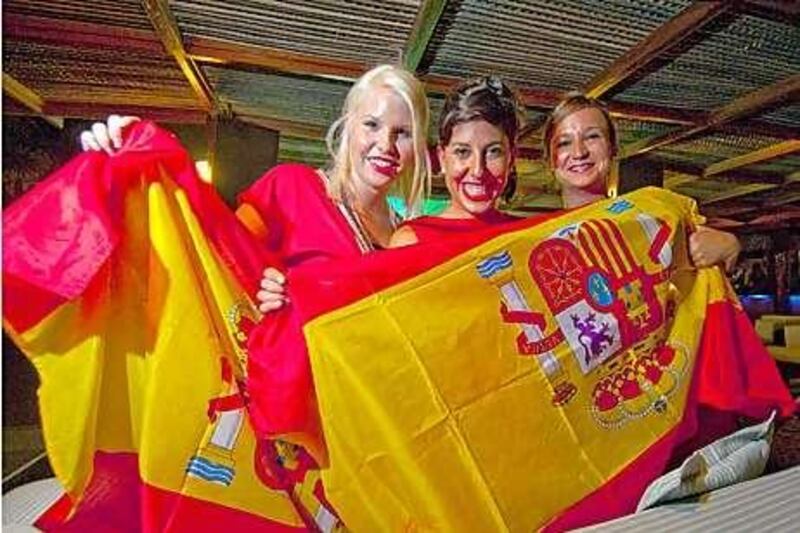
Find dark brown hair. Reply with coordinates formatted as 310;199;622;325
542;92;617;168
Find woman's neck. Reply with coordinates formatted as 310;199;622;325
349;184;393;246
562;187;605;209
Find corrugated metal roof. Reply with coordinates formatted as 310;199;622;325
171;0;420;65
205;67;349;126
2;0;153;30
425;0;693;90
617;14;800;110
3;40;197;108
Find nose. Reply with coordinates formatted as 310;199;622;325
571;137;588;158
377;128;398;155
470;153;486;178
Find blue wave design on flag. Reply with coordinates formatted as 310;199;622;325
186;456;235;485
476;251;512;278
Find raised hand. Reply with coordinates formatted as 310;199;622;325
79;115;141;154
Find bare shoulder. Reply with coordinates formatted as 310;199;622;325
389;224;419;248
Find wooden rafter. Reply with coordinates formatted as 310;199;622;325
2;73;63;128
653;157;785;184
188;36;368;81
40;101;208;124
584;1;731;99
191;40;700;127
10;12;781;138
403;0;449;72
704;139;800;177
700;183;779;205
623;74;800;158
4;13;163;53
141;0;215;111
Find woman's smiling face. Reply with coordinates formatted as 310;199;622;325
550;107;613;197
348;86;415;195
439;119;512;218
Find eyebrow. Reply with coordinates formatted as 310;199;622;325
556;126;605;138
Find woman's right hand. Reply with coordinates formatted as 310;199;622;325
80;115;140;154
256;267;289;313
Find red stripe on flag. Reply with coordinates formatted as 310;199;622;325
34;452;307;532
596;219;631;275
577;227;604;270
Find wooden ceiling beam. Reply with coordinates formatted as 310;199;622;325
192;36;789;139
3;13;163;53
40;101;208;123
188;36;368;81
653;157;785;185
584;1;732;99
2;73;63;128
403;0;450;72
142;0;215;111
192;43;697;126
11;12;789;143
623;74;800;158
704;139;800;177
700;183;779;205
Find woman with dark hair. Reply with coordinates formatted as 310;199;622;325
390;76;522;247
543;92;741;270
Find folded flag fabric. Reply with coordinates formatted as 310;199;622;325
2;122;318;531
285;189;795;531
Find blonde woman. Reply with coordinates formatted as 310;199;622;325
82;65;431;310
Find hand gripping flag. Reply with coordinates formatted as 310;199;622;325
2;122;315;531
284;190;795;531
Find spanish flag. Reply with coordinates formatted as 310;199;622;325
280;189;795;531
3;122;309;530
4;123;794;531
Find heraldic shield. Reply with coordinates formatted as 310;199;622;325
479;198;689;428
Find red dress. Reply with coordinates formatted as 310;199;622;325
400;212;520;244
241;164;376;465
238;163;365;269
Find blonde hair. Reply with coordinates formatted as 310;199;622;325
325;64;430;219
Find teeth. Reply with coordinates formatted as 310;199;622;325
463;183;487;197
570;163;593;173
369;158;395;168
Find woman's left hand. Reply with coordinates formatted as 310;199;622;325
689;225;741;272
